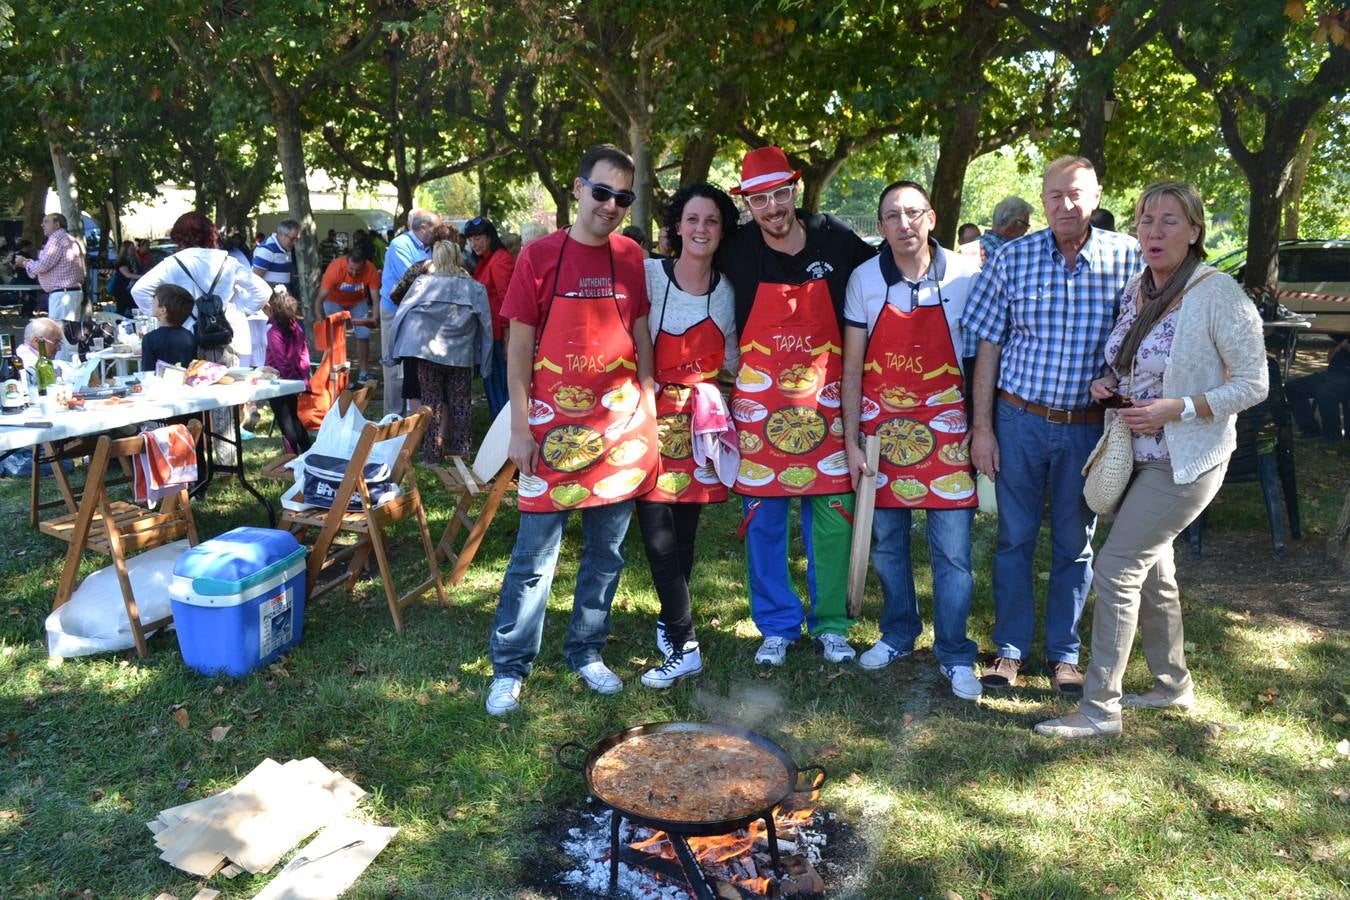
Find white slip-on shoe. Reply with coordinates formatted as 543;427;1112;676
640;646;703;689
577;661;623;695
816;633;856;663
940;664;983;701
485;677;522;716
858;639;911;671
1122;688;1195;711
1034;714;1122;740
755;636;789;666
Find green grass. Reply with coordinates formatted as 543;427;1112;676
0;417;1346;899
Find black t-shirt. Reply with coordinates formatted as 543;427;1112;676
141;325;198;370
717;209;876;334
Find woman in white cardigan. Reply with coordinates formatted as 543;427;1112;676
1037;181;1267;740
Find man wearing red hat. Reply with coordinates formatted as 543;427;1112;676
717;146;877;666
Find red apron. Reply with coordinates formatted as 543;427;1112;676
646;276;728;504
860;282;976;509
519;237;658;513
732;275;849;497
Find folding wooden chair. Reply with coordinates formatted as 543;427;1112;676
258;380;378;483
430;453;517;587
280;409;446;633
39;420;203;657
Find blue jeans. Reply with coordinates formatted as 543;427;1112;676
872;506;977;666
991;399;1100;664
743;494;854;640
489;500;633;679
484;338;509;420
323;299;371;340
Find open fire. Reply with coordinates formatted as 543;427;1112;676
561;793;830;899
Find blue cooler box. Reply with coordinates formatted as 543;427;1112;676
171;527;307;677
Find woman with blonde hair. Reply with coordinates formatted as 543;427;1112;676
386;238;493;460
1037;181;1267;739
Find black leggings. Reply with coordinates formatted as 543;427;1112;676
635;499;703;648
269;395;312;455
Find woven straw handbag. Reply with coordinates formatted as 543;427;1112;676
1081;369;1134;516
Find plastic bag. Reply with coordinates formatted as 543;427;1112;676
280;401;406;512
45;540;188;658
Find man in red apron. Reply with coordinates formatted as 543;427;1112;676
842;181;983;701
718;147;877;666
486;144;658;715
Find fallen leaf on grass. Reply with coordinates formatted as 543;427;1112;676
243;707;262;721
1332;713;1347;723
1337;739;1349;757
1310;843;1334;862
1331;787;1349;803
209;725;231;742
497;723;509;731
845;772;862;786
1203;723;1225;741
1257;687;1280;706
415;693;430;706
0;809;22;822
1;730;19;746
902;713;914;725
709;618;721;629
171;706;189;729
445;678;460;695
212;685;225;695
349;662;368;676
818;744;841;760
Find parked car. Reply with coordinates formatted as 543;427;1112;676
1214;239;1350;335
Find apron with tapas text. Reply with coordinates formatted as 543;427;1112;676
731;262;849;498
860;282;976;509
647;275;728;504
519;237;658;513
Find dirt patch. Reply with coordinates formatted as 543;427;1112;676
1176;531;1348;631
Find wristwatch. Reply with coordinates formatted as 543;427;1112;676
1180;396;1197;422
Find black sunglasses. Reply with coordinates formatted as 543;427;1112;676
579;175;636;208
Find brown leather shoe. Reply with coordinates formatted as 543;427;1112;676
1051;661;1084;696
980;656;1022;689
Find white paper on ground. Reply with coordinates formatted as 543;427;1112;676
252;818;398;900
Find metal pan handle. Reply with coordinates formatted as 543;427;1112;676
794;764;827;792
555;740;588;772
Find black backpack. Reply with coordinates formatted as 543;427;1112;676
173;254;234;350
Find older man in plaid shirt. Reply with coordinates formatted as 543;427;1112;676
13;213;86;321
962;156;1141;696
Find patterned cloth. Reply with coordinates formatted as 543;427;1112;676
1105;298;1179;462
977;230;1009;261
961;227;1141;410
132;425;198;506
417;362;473;461
24;227;86;292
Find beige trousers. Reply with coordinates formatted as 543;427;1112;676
380;305;401;414
1080;460;1226;723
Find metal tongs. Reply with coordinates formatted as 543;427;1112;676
282;838;364;873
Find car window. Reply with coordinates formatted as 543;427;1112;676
1280;248;1350;283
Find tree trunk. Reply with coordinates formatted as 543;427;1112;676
272;99;319;309
628;116;656;245
396;178;415;226
679;131;719;187
1077;80;1109;181
477;166;489;218
1244;173;1285;291
930;101;982;250
48;138;83;240
22;169;49;245
799;156;849;216
1282;126;1317;241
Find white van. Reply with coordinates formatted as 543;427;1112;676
256;209;395;246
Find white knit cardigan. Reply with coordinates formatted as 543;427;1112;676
1110;263;1268;485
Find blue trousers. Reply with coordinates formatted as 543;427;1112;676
742;493;854;640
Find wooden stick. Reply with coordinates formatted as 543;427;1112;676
846;434;880;619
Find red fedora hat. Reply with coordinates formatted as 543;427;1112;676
730;146;801;196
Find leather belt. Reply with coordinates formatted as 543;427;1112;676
50;286;83;293
999;389;1104;425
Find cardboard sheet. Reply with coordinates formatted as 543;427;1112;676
251;818;398;900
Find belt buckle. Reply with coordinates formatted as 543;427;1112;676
1045;407;1071;425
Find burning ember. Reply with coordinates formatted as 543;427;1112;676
561;797;831;898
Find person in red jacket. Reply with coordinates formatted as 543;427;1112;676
464;216;516;419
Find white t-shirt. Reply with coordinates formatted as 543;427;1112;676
644;257;740;376
843;243;979;356
131;248;272;358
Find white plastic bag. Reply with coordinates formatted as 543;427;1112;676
45;540;189;658
280;402;406;512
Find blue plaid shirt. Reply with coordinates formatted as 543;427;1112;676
961;227;1141;409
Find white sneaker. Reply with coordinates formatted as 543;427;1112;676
577;661;623;695
655;621;674;657
754;636;789;666
858;640;911;671
941;664;983;701
816;633;856;663
641;646;703;689
485;677;521;715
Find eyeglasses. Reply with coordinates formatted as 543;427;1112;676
579;175;636;208
880;207;931;226
744;185;796;211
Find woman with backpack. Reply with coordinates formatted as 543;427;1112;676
130;211;271;367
